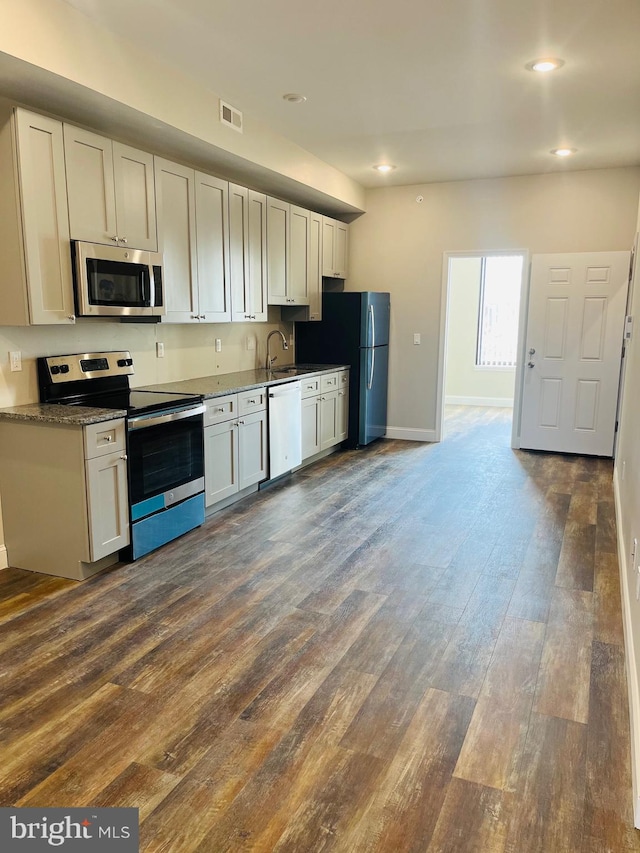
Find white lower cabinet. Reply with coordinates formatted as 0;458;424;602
301;370;349;460
0;417;129;579
204;389;267;508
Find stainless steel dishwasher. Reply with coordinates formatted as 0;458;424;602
268;381;302;478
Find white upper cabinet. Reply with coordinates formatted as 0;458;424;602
155;158;199;323
322;216;349;279
267;198;310;307
0;107;75;325
195;172;231;323
230;184;268;322
267;196;289;305
64;126;157;251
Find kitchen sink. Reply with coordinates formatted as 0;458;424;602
268;366;318;376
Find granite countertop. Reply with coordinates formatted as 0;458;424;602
139;364;349;399
0;402;127;426
0;365;349;425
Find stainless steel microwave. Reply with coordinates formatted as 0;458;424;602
72;241;165;318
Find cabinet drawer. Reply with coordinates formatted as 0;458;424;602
301;376;321;399
238;387;267;414
320;372;339;392
84;419;125;459
205;394;237;426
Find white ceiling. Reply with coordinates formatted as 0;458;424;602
62;0;640;188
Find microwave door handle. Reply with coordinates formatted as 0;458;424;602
147;264;155;308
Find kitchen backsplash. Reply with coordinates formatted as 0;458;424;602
0;311;293;409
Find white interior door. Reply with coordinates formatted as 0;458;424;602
519;251;629;456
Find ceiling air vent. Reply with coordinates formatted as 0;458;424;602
219;100;243;133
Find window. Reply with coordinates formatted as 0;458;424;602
476;255;523;367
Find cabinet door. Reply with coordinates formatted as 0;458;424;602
334;221;349;278
267;197;289;305
322;217;335;277
319;390;339;450
308;212;323;320
301;395;321;459
247;190;268;321
204;420;238;505
238;410;267;490
14;110;75;325
229;183;249;321
196;172;231;322
289;205;310;305
113;142;157;251
156;158;199;323
64;125;117;245
337;383;349;443
85;451;129;561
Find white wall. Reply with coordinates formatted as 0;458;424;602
445;256;516;407
613;192;640;825
347;167;640;441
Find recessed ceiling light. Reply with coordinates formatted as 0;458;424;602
526;58;565;73
551;147;577;157
282;93;306;104
373;164;396;173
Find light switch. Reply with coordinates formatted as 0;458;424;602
413;333;421;345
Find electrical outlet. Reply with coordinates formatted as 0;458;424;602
156;342;165;358
413;333;421;345
9;351;22;372
246;336;255;351
215;338;222;353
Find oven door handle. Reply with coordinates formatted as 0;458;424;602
128;404;205;431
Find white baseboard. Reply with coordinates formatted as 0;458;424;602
613;468;640;827
385;427;437;442
445;395;514;408
0;545;7;570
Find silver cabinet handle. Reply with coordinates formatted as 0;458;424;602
529;347;536;356
120;454;128;461
119;237;128;244
67;315;75;322
527;361;535;368
110;235;118;242
103;435;113;442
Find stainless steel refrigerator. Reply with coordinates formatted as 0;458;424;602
295;291;390;447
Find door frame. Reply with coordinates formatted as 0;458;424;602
435;249;531;447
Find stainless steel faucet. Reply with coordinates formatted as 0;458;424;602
266;330;289;370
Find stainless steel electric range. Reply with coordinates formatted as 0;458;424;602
38;351;205;560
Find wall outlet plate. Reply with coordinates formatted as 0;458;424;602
9;351;21;372
156;342;165;358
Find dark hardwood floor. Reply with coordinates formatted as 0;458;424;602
1;405;638;852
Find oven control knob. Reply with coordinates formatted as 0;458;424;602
59;364;69;374
117;358;127;367
126;359;133;366
50;365;60;375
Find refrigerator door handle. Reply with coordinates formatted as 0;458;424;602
369;304;376;348
368;346;375;390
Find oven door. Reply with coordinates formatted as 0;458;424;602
127;404;205;521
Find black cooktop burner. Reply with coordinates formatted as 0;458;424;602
66;390;202;415
37;351;202;415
